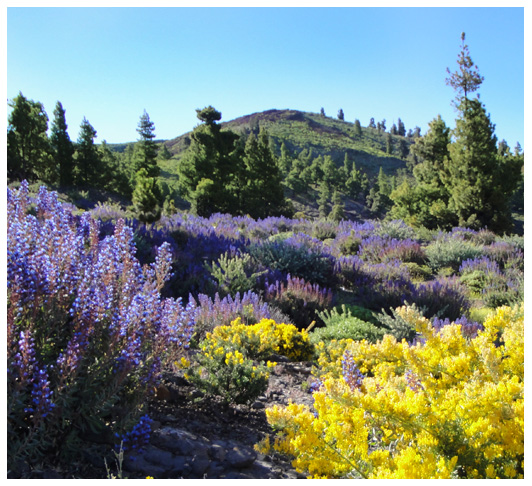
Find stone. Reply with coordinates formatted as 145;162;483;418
209;443;226;462
225;446;257;469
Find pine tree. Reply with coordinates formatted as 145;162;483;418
50;101;74;187
99;141;131;196
320;107;326;117
317;181;331;218
390;116;455;229
354;119;362;136
241;128;286;218
74;117;101;187
133;110;159;178
446;32;484;105
397;118;406;137
7;92;51;182
132;168;162;223
337;109;345;121
278;142;293;177
368;117;376;129
177;106;242;215
158;143;172;161
442;98;517;232
329;190;345;222
386;133;393;154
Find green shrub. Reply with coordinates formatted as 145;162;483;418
312;306;385;344
249;239;334;287
403;261;433;281
186;345;271;405
459;270;487;294
425;238;483;272
207;251;266;297
186;317;314;404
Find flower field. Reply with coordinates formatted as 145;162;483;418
7;183;524;478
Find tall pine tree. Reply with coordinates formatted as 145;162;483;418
7;92;51;182
74;117;101;187
241;128;287;218
133;110;160;178
441;32;520;233
177;106;242;216
50;101;74;187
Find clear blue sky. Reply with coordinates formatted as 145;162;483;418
6;6;525;149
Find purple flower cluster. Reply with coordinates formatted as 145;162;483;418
7;183;196;463
342;351;365;391
357;235;425;265
459;256;501;276
117;414;153;456
432;315;484;339
264;274;334;329
192;290;272;337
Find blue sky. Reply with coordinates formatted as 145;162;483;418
6;5;525;149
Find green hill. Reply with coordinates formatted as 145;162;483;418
159;109;412;184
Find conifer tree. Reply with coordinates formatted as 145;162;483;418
337;109;345;121
329;190;345;222
442;98;517;232
241;128;286;218
317;181;331;218
390;116;455;229
278;142;293;177
7;92;51;182
354;119;362;136
74;117;101;187
50;101;74;187
397;118;406;137
133;110;159;178
446;32;484;105
177;106;242;215
441;32;520;233
386;133;393;154
132;168;162;223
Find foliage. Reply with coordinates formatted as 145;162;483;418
50;101;75;187
264;275;334;330
132;110;160;179
7;92;52;183
260;304;524;478
186;317;313;404
7;183;196;474
206;251;266;297
177;107;242;216
424;235;484;272
241;128;288;218
312;306;385;344
442;97;520;233
74;117;102;187
186;340;272;405
191;291;273;342
131;168;162;223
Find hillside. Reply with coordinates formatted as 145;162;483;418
160;109;412;181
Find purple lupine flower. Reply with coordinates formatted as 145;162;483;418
117;414;153;456
342;351;364;391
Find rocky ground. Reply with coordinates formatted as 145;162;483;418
121;357;317;479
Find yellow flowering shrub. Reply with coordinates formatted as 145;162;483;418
207;317;314;362
187;318;313;404
259;304;524;478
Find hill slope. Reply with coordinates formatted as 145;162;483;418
161;109;412;180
